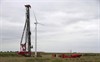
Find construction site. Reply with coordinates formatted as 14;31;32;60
0;0;100;62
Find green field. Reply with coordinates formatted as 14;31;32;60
0;52;100;62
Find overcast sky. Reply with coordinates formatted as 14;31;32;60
0;0;100;53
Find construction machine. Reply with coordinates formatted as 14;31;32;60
18;5;33;57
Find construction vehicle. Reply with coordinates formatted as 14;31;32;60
17;5;33;57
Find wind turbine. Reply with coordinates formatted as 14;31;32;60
33;10;46;57
33;11;38;57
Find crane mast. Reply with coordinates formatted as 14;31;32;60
25;5;31;54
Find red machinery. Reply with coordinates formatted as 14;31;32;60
71;54;82;58
52;53;82;58
18;5;33;57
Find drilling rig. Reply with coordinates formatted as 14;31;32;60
18;5;33;57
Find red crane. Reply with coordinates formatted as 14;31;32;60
18;5;33;57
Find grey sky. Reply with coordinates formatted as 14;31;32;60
0;0;100;53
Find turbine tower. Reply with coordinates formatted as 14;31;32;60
33;11;38;57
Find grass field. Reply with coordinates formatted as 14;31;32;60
0;52;100;62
